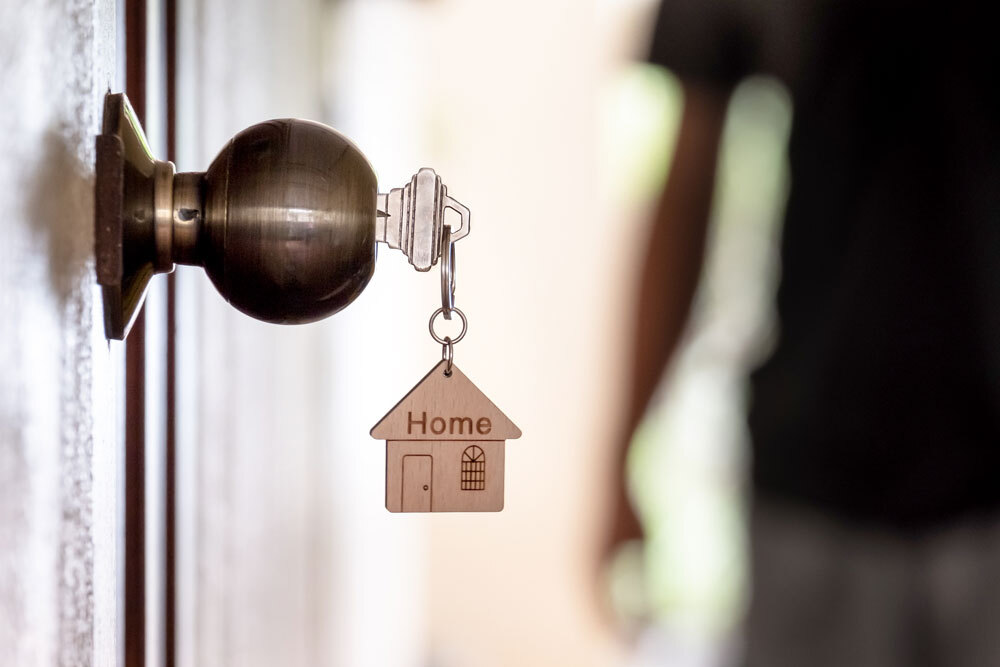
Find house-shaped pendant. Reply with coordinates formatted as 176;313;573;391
371;361;521;512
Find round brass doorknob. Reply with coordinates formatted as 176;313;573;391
179;118;377;324
95;92;469;340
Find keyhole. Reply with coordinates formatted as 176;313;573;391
423;485;429;491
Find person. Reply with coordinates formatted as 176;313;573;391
607;2;1000;665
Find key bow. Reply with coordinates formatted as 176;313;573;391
376;168;470;271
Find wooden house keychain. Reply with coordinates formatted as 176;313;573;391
371;181;520;512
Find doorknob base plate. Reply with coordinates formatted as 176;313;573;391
95;92;162;340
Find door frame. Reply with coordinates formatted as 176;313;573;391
123;0;176;663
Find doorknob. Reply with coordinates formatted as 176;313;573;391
95;92;470;340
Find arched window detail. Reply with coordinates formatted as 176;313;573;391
461;446;485;490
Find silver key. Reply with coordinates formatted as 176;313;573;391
376;168;470;271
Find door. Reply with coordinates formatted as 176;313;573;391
172;1;349;662
402;455;434;511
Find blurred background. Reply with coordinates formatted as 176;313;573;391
0;0;793;665
168;0;792;665
7;0;999;665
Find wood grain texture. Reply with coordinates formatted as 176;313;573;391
374;361;519;513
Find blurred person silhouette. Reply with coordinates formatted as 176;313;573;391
607;2;1000;666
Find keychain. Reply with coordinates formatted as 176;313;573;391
371;212;521;513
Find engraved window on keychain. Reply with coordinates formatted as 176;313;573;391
461;446;486;490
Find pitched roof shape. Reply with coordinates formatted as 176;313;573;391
371;361;521;441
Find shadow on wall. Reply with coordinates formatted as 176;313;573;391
26;126;96;305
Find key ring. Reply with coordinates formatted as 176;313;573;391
440;226;456;320
429;306;467;345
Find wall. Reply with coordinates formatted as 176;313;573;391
0;0;120;665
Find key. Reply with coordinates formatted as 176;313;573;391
376;168;470;271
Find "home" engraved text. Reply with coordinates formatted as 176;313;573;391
407;411;492;436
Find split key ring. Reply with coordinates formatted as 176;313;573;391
440;226;456;319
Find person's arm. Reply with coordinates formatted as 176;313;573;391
604;82;732;555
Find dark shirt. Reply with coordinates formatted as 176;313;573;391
649;0;1000;528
